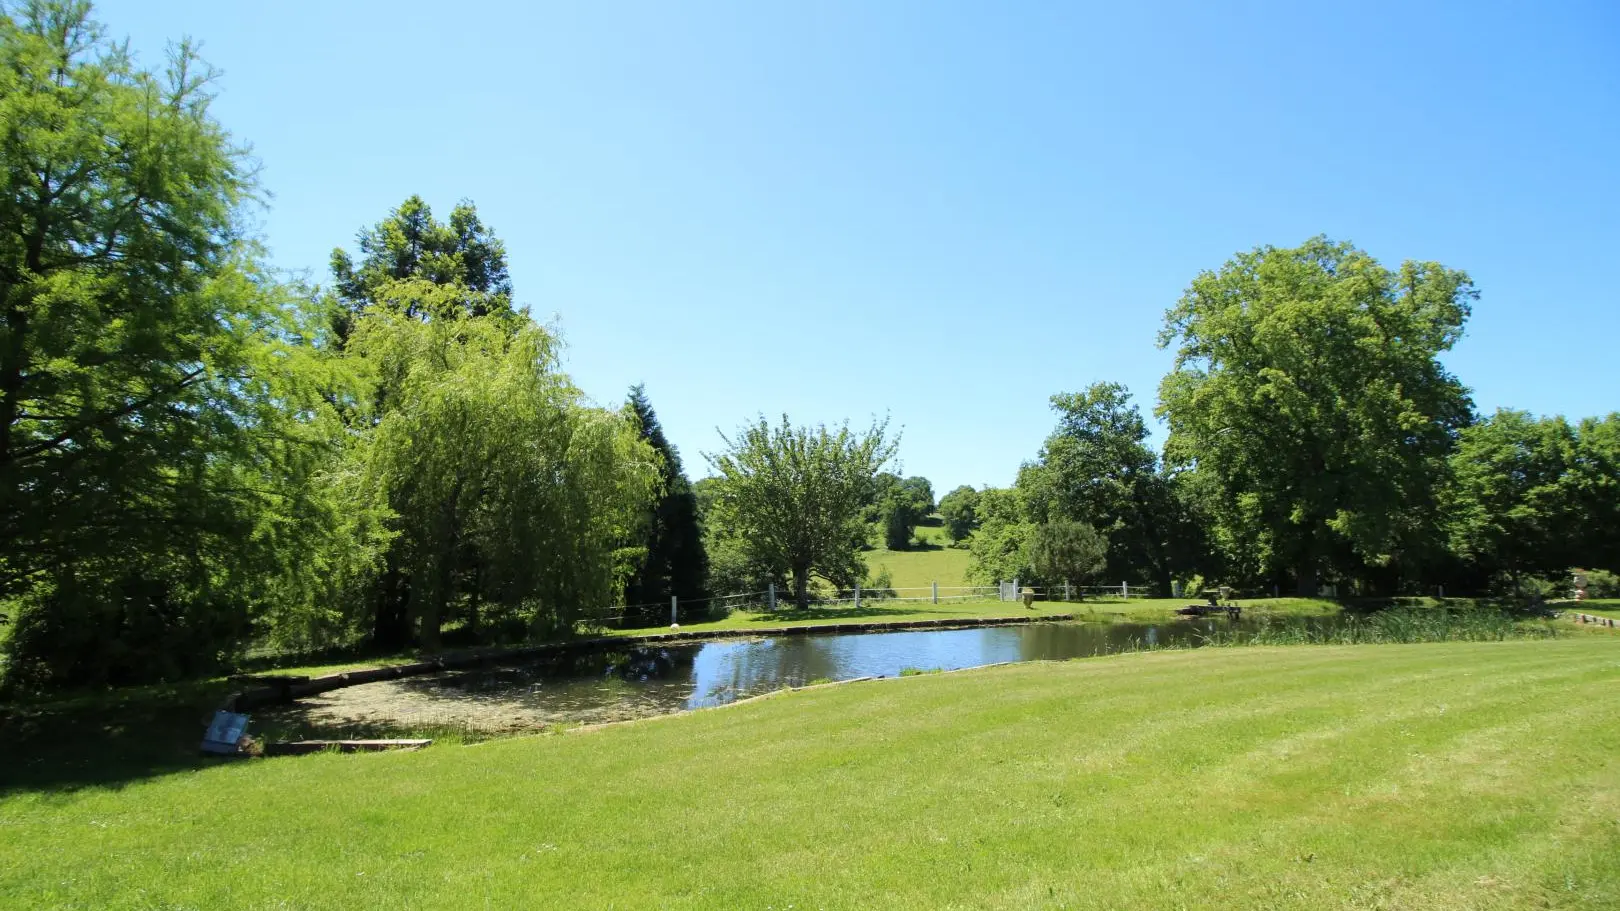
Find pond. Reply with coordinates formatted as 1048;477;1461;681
266;617;1335;736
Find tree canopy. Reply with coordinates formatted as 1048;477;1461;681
939;485;981;543
705;417;896;607
1157;237;1475;595
621;384;709;621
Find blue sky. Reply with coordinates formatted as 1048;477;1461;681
103;0;1618;492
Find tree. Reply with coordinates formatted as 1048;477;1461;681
621;385;708;621
900;476;934;514
1571;414;1620;574
869;474;932;550
966;487;1034;584
1446;409;1620;589
0;2;370;688
881;498;915;550
939;485;981;543
329;195;516;340
1018;383;1176;593
346;297;658;646
329;198;522;645
705;416;897;608
1158;237;1474;595
1028;520;1108;588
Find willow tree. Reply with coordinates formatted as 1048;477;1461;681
1158;237;1474;595
0;2;371;688
705;417;896;608
346;286;659;646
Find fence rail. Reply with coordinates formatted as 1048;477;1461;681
599;579;1172;627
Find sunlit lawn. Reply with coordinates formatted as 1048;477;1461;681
3;639;1616;909
863;542;972;589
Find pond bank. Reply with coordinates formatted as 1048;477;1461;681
229;611;1076;711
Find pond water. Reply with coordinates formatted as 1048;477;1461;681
269;617;1334;735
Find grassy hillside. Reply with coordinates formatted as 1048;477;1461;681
865;543;972;590
4;639;1616;909
861;515;972;590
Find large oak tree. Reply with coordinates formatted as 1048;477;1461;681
1157;237;1474;595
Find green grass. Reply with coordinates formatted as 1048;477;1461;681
632;596;1082;637
864;542;972;589
612;596;1345;639
1570;599;1620;620
2;639;1617;909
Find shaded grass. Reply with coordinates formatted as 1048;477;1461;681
2;640;1617;909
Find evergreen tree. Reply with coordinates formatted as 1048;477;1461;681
622;385;708;619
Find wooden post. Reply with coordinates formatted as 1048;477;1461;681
1065;581;1071;601
1437;584;1445;599
670;595;678;625
1122;581;1129;598
932;581;939;604
768;582;776;611
854;584;861;610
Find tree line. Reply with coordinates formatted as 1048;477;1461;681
954;239;1619;600
3;3;1615;692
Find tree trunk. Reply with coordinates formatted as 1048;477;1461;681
1295;552;1318;597
372;564;412;648
792;564;811;610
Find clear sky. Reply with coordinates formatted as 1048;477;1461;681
101;0;1618;492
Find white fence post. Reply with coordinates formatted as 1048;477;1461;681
854;584;861;610
768;582;776;611
932;581;939;604
1064;581;1071;601
670;595;678;625
1437;584;1445;599
1122;581;1128;599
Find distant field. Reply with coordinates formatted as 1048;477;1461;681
865;543;972;590
5;640;1616;909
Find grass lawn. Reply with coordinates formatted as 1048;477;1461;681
1570;598;1620;620
864;542;972;589
2;639;1616;909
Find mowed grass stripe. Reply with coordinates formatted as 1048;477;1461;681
2;640;1617;910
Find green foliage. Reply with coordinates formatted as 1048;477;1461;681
966;487;1035;584
1445;409;1577;584
1585;569;1620;599
344;299;659;645
329;194;517;340
1158;237;1475;595
0;4;378;688
704;416;896;607
880;497;915;550
621;385;708;622
1027;519;1108;587
864;566;896;599
864;472;933;550
1209;609;1554;646
938;485;980;543
1445;409;1620;588
1019;383;1184;592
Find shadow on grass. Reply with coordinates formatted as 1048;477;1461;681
0;679;238;795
